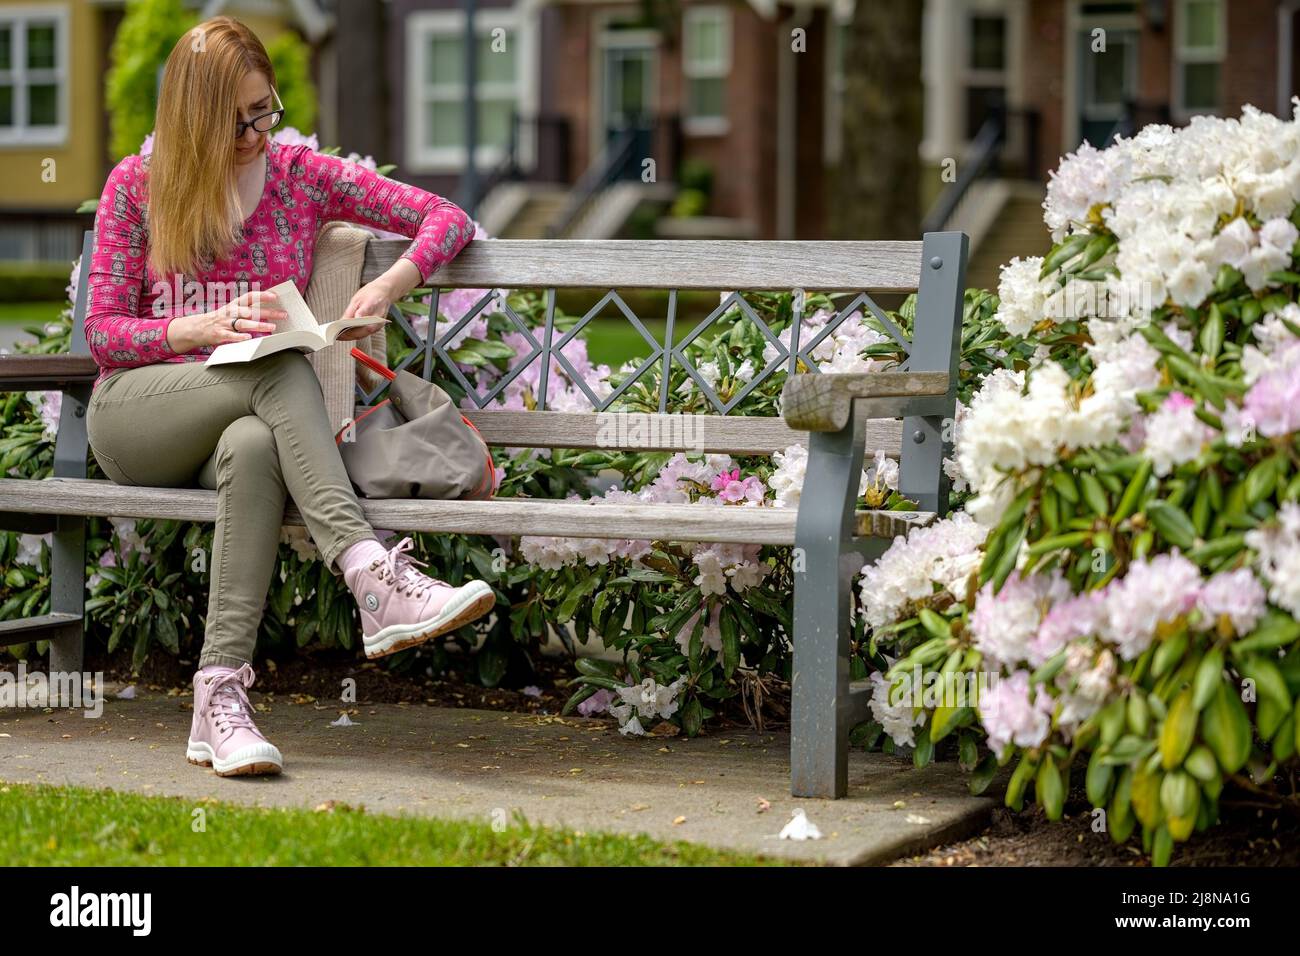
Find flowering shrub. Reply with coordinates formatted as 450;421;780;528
864;104;1300;864
13;108;1297;860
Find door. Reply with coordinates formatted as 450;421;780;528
600;29;657;173
1077;22;1139;146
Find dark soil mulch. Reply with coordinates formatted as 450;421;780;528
895;797;1299;867
66;643;786;732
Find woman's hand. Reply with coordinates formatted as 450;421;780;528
336;278;395;342
167;290;288;353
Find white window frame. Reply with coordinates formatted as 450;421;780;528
0;4;70;149
682;5;730;136
404;9;532;175
961;4;1009;144
1173;0;1225;119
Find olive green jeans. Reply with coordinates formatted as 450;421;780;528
86;350;377;668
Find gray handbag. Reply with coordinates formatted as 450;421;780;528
335;348;497;501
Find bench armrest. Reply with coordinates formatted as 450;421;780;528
781;370;950;432
0;355;98;393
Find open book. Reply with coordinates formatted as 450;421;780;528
204;280;387;367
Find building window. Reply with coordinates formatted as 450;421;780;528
963;11;1007;140
0;6;68;147
1175;0;1224;115
406;12;520;172
683;6;730;135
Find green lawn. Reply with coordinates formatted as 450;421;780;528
0;781;785;866
0;300;65;325
583;317;670;368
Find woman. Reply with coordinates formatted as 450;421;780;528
85;17;495;778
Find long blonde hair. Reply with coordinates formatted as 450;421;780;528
146;16;277;279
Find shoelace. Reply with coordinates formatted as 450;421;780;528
371;536;445;600
205;662;259;738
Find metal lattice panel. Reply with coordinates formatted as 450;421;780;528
358;287;912;413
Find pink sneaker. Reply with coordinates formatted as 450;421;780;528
344;536;496;659
186;663;283;777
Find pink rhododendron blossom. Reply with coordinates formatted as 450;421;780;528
1097;553;1201;659
711;468;765;503
1030;590;1106;666
675;604;723;655
577;688;616;717
979;670;1052;757
1195;567;1267;635
1243;360;1300;437
270;126;319;150
969;571;1072;668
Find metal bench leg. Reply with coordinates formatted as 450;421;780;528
48;380;90;697
791;407;866;799
48;516;86;680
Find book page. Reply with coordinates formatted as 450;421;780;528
264;280;320;336
205;329;320;366
319;316;390;343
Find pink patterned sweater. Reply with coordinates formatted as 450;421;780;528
85;140;472;391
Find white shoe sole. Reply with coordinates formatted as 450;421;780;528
186;740;283;777
363;580;496;659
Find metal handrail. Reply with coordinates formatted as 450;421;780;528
920;113;1006;235
547;126;640;239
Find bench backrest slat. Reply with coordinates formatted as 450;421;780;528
360;408;905;457
362;239;926;292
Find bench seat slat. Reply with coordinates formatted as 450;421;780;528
0;478;933;546
0;612;82;646
0;354;98;391
397;409;905;457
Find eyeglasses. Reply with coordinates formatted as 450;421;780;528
235;87;284;139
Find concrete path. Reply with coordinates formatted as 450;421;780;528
0;685;994;865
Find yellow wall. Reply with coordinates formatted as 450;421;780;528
0;0;103;211
0;2;294;214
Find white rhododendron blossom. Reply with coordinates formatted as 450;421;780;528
1014;105;1300;332
1054;643;1118;738
867;670;925;748
767;442;885;510
857;512;986;631
1095;553;1203;660
994;257;1051;337
1245;503;1300;617
1241;304;1300;385
609;676;687;735
1141;392;1215;476
954;328;1163;526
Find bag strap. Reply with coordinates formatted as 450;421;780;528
351;346;396;382
460;414;498;498
352;346;497;498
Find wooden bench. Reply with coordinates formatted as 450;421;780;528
0;232;967;798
